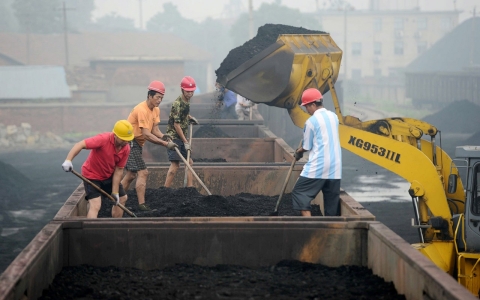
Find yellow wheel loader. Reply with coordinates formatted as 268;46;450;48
217;29;480;296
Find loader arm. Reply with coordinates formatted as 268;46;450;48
219;29;474;294
220;33;465;234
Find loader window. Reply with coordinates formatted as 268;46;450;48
473;165;480;215
394;18;404;30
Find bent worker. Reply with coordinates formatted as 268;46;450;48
292;88;342;217
61;120;134;218
236;94;254;120
164;76;199;188
121;81;177;211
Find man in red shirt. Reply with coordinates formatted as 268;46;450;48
61;120;134;218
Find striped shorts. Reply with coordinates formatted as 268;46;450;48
125;139;146;172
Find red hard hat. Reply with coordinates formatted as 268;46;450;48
180;76;196;92
301;88;323;106
148;81;165;95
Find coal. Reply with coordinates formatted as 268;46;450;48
215;24;326;83
39;260;404;300
422;99;480;133
193;124;230;138
98;187;321;218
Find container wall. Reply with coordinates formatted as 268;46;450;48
1;220;476;300
367;223;476;300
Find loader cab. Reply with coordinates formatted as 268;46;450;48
454;146;480;251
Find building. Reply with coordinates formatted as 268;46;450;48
317;4;459;104
319;8;459;80
0;32;213;103
405;17;480;107
0;65;70;102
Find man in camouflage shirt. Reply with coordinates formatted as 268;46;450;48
164;76;199;188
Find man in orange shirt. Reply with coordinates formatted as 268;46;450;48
121;81;177;211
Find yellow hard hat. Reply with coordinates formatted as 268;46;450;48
112;120;134;141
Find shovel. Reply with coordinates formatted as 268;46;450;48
183;123;193;187
270;139;303;216
174;147;212;195
71;169;137;218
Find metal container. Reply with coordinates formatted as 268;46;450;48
0;219;475;300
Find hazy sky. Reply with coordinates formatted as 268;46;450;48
92;0;478;28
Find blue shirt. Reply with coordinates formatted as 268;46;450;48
300;108;342;179
223;90;237;107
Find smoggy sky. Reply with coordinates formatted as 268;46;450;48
92;0;478;28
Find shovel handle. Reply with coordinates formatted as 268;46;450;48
174;147;212;195
273;139;303;213
183;123;193;187
71;169;137;218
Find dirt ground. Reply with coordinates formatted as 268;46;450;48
39;260;404;300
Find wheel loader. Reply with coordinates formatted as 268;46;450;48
216;28;480;296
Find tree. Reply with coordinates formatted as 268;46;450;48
13;0;63;34
93;13;136;32
146;3;197;40
147;3;233;68
65;0;95;32
230;2;321;46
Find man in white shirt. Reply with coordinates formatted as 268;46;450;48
292;88;342;217
235;94;254;120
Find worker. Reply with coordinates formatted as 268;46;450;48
61;120;135;218
164;76;199;188
215;83;237;119
120;81;177;212
292;88;342;217
235;94;254;120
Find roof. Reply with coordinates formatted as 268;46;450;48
0;66;71;99
405;17;480;73
318;9;459;17
0;32;212;67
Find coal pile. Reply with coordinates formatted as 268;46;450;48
422;99;480;133
39;260;404;300
193;124;230;138
97;187;322;218
215;24;325;83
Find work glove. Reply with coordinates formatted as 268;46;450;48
184;143;191;151
189;116;199;125
161;134;173;142
294;150;304;161
111;193;120;206
62;160;73;172
166;141;177;150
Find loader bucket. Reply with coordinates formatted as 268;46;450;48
218;34;342;126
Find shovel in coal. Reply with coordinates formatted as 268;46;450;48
71;169;137;218
174;147;212;195
270;139;302;216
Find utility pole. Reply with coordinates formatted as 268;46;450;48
62;1;69;66
248;0;254;39
139;0;143;30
